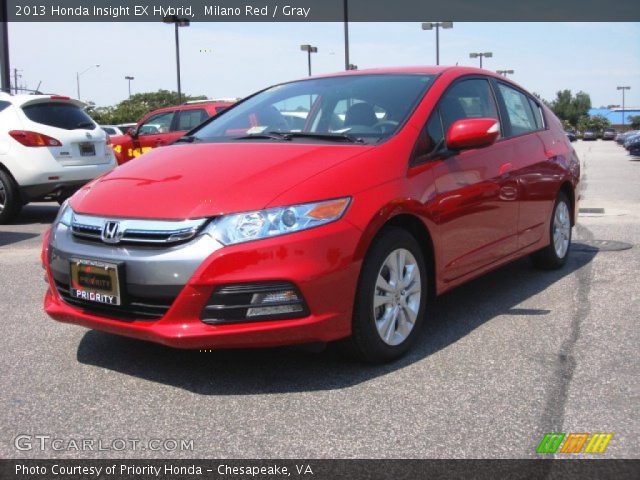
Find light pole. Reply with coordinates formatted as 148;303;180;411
617;86;630;128
344;0;350;71
496;69;514;77
300;44;318;76
76;64;100;101
469;52;492;68
421;22;453;65
124;76;134;98
163;15;190;104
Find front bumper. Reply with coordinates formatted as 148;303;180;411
44;221;362;349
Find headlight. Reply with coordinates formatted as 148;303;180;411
55;201;74;227
206;197;350;246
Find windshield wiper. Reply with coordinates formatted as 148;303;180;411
233;132;291;141
174;135;202;144
278;132;365;144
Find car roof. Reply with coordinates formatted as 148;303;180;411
0;93;85;108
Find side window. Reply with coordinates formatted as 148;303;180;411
138;111;174;135
528;97;544;130
0;100;11;113
176;109;207;131
438;78;499;137
496;83;538;136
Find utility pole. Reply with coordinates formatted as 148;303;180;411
13;68;21;94
0;0;10;93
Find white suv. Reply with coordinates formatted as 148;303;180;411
0;93;117;223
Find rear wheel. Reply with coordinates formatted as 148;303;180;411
347;227;428;363
531;191;572;270
0;170;22;224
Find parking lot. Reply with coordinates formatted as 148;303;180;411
0;140;638;459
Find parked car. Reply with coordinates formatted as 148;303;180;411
626;134;640;154
110;100;234;164
101;125;123;136
42;67;580;362
624;132;640;150
602;128;617;140
0;93;116;223
565;131;576;142
582;130;598;140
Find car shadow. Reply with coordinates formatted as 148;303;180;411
0;231;40;247
76;246;598;395
10;203;60;225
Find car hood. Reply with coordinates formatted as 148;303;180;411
70;142;373;219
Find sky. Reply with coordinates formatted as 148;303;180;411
8;22;640;108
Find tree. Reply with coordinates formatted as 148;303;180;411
577;114;610;133
629;115;640;130
549;90;592;128
85;90;207;125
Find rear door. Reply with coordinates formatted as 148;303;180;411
492;81;554;249
430;77;520;282
20;100;111;166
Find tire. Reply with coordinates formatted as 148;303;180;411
346;227;428;363
531;191;572;270
0;169;22;224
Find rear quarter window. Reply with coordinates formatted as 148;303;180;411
0;100;11;113
22;102;96;130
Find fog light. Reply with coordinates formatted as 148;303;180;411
247;304;304;317
201;282;309;324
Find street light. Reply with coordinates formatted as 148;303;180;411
617;86;631;128
496;69;514;77
300;44;318;76
469;52;492;68
76;64;99;101
124;76;134;98
421;22;453;65
163;15;190;104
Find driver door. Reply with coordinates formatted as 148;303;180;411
134;111;176;158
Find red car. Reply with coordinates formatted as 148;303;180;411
111;100;234;164
43;67;580;362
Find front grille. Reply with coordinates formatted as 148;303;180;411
70;213;209;246
201;282;308;324
55;280;174;321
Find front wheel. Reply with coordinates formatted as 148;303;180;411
531;191;572;270
347;227;428;363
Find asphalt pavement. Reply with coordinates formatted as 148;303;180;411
0;140;638;459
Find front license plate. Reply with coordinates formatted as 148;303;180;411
70;258;121;306
79;143;96;156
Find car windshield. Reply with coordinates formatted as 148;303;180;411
191;74;436;144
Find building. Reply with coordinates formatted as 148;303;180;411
589;107;640;129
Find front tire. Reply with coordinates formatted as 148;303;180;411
531;191;572;270
347;227;428;363
0;170;22;224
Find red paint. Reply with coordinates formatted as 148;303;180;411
45;67;580;349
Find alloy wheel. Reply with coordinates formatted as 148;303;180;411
553;200;571;258
373;248;422;346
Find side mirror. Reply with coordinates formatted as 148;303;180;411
446;118;500;151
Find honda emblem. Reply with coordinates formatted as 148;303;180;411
101;221;123;244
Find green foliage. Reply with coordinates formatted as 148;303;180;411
85;90;207;125
629;115;640;130
577;114;610;133
549;90;592;128
532;92;551;108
